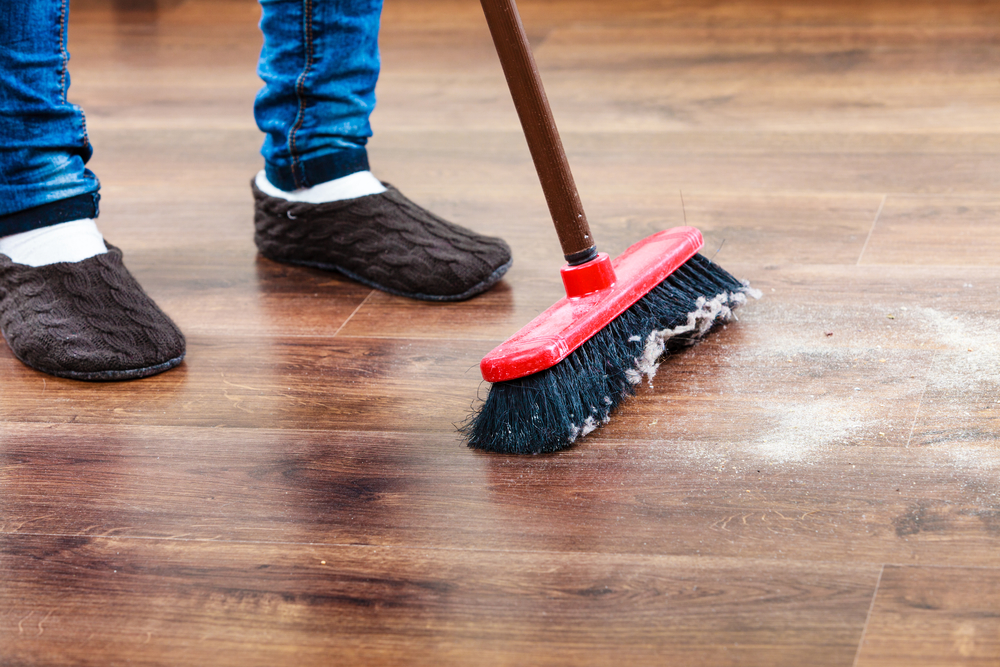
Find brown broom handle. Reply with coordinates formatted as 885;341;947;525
479;0;597;265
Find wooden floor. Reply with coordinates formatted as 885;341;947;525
3;0;1000;664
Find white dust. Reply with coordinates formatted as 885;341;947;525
915;306;1000;393
753;398;870;463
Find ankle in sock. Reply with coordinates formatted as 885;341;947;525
0;219;108;267
254;170;386;204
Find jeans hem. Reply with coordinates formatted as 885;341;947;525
0;191;100;237
265;146;370;191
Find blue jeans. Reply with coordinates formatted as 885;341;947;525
0;0;100;235
0;0;383;236
257;0;383;191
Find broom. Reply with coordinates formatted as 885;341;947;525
463;0;760;454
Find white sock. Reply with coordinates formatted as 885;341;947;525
0;219;108;267
254;169;386;203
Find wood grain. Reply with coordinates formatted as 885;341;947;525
2;0;998;664
0;534;879;667
862;196;1000;266
1;423;998;568
856;566;1000;667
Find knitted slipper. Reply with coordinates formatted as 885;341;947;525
0;245;185;381
252;180;512;301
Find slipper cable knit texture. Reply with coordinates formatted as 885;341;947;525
252;181;512;301
0;245;185;380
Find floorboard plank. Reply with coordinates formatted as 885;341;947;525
862;196;1000;266
1;424;999;567
0;534;878;667
856;565;1000;667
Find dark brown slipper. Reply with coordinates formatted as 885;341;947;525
252;180;512;301
0;245;185;381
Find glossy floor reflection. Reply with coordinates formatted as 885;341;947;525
2;1;999;665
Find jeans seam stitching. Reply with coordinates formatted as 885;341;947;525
59;0;91;153
58;0;68;101
289;0;315;189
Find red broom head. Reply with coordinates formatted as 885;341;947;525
480;227;704;383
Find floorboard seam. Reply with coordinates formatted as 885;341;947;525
852;562;885;667
856;193;886;266
905;348;937;448
331;290;375;337
4;532;992;571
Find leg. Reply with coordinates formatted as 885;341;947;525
0;0;100;235
251;0;512;301
255;0;382;190
0;0;185;380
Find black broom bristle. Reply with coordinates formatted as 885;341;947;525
462;253;759;454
